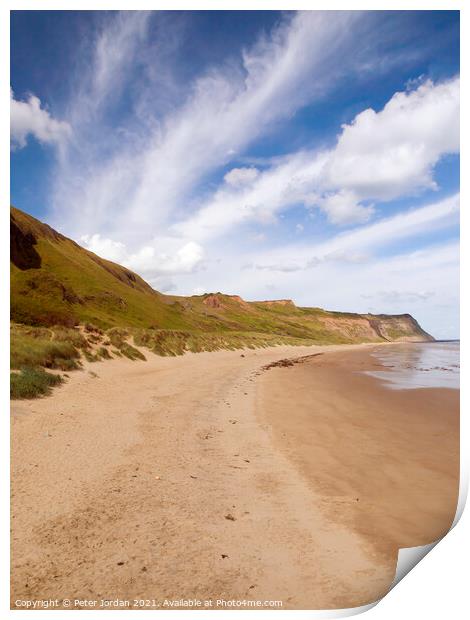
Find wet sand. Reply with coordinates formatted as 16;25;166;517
258;347;459;564
11;344;459;610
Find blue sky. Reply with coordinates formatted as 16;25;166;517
10;10;460;338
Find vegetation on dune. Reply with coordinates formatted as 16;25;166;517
11;367;63;399
10;324;84;371
107;328;146;360
133;327;314;356
10;321;316;399
9;322;147;397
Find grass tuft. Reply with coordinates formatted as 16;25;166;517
98;346;112;360
11;367;63;399
107;328;146;360
119;343;146;360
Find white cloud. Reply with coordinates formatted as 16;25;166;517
221;194;458;280
362;290;436;303
156;279;177;293
224;167;260;187
248;260;310;273
10;89;71;149
321;193;459;256
80;234;204;282
126;241;204;277
324;249;369;264
64;12;151;128
80;234;127;263
192;286;206;296
319;190;374;225
323;76;460;200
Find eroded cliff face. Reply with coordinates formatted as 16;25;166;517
316;314;433;343
317;316;382;342
367;314;434;342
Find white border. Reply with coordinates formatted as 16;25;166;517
2;1;466;618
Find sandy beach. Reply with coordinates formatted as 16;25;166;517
11;344;459;610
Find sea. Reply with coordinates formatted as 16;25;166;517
364;341;460;390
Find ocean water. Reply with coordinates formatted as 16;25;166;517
364;341;460;390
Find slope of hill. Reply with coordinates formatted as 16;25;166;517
10;206;433;396
11;207;193;330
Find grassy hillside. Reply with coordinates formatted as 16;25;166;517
11;207;195;330
10;206;433;398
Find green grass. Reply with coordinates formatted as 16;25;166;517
11;367;63;399
10;324;83;370
132;327;315;356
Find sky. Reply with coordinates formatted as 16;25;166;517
10;10;460;339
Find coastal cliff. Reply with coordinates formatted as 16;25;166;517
11;206;433;346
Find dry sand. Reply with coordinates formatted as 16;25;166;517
10;344;459;610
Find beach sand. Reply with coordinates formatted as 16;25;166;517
10;344;459;610
258;348;459;565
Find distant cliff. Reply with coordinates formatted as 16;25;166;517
365;313;433;342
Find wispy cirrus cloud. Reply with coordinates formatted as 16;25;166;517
50;10;394;242
361;290;436;303
240;193;459;274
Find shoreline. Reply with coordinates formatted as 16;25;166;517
257;346;459;564
11;342;459;610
